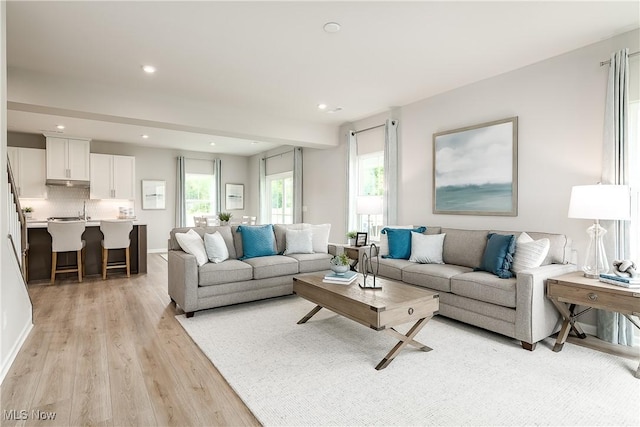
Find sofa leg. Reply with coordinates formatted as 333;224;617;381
185;311;194;318
521;341;536;351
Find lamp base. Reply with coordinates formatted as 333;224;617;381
581;221;609;280
582;272;599;279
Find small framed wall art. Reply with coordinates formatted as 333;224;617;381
142;180;166;210
225;183;244;210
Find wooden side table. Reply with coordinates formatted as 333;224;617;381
335;244;371;272
547;271;640;378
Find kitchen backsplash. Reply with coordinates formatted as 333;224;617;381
20;186;135;220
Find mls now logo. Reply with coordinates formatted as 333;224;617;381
3;409;56;421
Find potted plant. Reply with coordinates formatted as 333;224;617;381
22;206;33;219
346;231;357;246
218;212;232;225
330;253;350;276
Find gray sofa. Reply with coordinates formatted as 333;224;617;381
168;224;333;317
370;227;576;350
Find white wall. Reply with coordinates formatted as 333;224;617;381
304;29;639;264
1;1;34;384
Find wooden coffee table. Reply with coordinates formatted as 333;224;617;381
293;273;439;370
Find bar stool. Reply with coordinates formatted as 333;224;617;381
47;220;86;284
100;220;133;279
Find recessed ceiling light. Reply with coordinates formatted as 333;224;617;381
323;22;341;33
142;65;156;74
141;134;149;139
210;142;216;146
251;141;258;145
56;124;65;130
317;103;327;110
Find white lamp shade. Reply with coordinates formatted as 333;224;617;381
568;184;631;220
356;195;383;215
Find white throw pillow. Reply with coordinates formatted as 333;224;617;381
511;232;550;273
284;229;314;255
310;224;331;253
409;233;445;264
379;225;414;257
175;229;208;267
204;231;230;263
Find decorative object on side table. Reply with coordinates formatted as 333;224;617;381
218;212;232;226
360;243;381;290
568;184;631;278
22;206;33;219
356;195;383;236
330;253;350;276
355;232;368;247
346;231;357;246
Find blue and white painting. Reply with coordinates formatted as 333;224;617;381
433;117;517;216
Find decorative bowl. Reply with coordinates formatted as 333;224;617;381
330;264;350;276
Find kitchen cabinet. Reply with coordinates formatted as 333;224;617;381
46;136;91;182
90;153;135;199
7;147;47;198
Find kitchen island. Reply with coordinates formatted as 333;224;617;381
26;220;147;282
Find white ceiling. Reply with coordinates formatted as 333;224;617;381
6;1;639;156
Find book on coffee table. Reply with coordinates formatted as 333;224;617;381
599;273;640;288
323;270;358;284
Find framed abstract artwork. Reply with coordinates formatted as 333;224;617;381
142;180;166;210
225;183;244;210
433;117;518;216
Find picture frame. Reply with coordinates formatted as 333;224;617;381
225;183;244;210
142;180;166;210
355;232;368;247
433;117;518;216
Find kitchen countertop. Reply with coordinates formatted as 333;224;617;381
27;218;145;228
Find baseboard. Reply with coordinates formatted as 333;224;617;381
0;320;33;385
147;248;167;254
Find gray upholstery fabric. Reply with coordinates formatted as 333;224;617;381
374;257;414;280
243;255;299;279
198;259;253;286
441;228;488;268
168;227;204;250
402;263;472;293
286;253;332;273
197;275;295;299
439;292;516;324
450;271;517;308
490;230;572;265
424;226;442;235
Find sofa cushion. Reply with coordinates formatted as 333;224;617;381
450;271;517;308
378;225;413;257
286;253;332;273
374;257;414;281
310;224;331;253
441;228;488;268
237;225;277;260
204;231;230;263
198;259;253;286
203;226;237;259
175;229;208;267
511;232;550;273
491;230;570;265
402;263;472;293
381;226;427;259
243;255;299;279
409;233;445;264
476;233;516;279
274;224;308;254
284;229;314;255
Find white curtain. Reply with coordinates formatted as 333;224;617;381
384;119;398;226
293;147;303;223
347;130;358;232
176;156;186;227
214;158;222;214
259;157;267;224
598;48;635;346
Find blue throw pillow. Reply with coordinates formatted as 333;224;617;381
476;233;516;279
237;225;277;259
381;227;427;260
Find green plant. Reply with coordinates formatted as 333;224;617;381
346;231;357;239
218;212;232;222
22;206;33;213
330;253;350;266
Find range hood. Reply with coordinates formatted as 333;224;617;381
46;179;91;188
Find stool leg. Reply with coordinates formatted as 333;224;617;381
126;247;130;277
51;251;57;284
102;247;108;280
77;250;83;282
82;248;86;277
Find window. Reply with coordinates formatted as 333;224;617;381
356;151;384;240
267;171;293;224
185;173;216;226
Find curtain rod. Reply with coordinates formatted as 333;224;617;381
263;149;295;161
353;123;385;135
600;51;640;66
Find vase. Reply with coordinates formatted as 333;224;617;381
220;220;229;226
348;238;355;246
330;264;350;276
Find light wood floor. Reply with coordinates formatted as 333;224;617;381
1;254;260;427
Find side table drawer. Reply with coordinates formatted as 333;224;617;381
548;283;640;315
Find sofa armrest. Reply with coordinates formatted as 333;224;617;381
515;263;578;344
168;250;199;314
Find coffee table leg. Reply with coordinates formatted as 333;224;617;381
376;316;432;370
297;305;323;324
387;327;432;352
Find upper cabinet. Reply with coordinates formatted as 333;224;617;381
90;153;135;200
45;136;91;182
7;147;47;198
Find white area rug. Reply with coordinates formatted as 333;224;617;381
177;296;640;426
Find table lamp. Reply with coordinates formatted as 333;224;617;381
568;184;631;278
356;195;383;237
